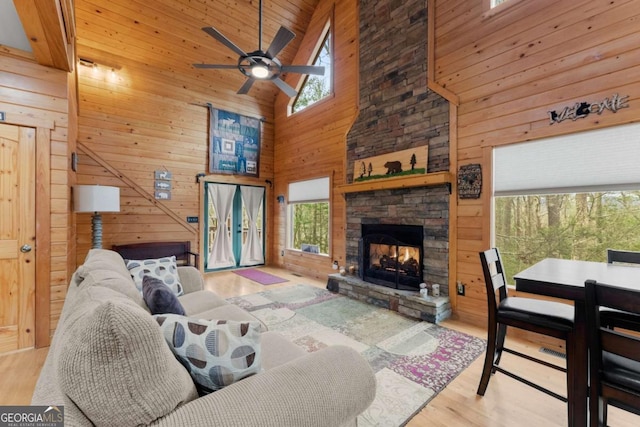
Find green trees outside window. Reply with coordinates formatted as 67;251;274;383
292;30;331;114
495;191;640;281
290;202;329;254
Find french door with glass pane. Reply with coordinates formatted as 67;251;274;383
204;183;265;270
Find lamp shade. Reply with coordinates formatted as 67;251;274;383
74;185;120;213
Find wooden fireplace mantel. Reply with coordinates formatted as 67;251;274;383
336;171;452;195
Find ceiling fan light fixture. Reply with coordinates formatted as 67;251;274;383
251;64;270;79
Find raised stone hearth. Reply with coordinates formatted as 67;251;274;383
327;273;451;324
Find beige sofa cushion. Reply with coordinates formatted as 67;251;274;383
57;287;197;427
191;303;268;332
75;248;132;282
259;331;307;370
78;269;146;307
177;266;205;294
178;289;229;314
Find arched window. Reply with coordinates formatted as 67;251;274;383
291;21;332;114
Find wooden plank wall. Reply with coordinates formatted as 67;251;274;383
72;0;312;262
73;52;208;257
0;51;71;344
272;0;358;278
433;0;640;324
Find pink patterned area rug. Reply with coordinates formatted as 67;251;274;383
228;285;486;426
232;268;289;285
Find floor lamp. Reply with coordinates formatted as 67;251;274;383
74;185;120;249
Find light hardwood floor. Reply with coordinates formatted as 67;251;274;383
0;267;636;426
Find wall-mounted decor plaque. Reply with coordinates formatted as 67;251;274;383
353;146;428;183
154;170;172;200
457;164;482;199
155;190;171;200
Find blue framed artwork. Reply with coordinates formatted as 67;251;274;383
208;105;261;177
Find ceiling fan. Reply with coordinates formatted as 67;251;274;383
193;0;325;97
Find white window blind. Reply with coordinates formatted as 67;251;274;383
494;123;640;196
288;177;330;202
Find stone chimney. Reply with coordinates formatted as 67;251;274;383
344;0;451;295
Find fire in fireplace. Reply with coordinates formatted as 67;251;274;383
359;224;424;291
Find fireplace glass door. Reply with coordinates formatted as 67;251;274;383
360;224;424;291
368;241;420;285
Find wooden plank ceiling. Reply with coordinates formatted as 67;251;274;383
74;0;320;102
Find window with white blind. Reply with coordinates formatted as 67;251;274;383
493;123;640;278
287;177;330;255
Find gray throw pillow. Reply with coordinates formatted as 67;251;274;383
142;275;186;315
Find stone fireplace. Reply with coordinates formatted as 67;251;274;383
346;186;449;296
328;0;451;322
344;0;450;291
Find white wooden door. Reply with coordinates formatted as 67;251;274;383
0;123;36;353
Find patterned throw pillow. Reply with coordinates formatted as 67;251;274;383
142;275;186;315
154;314;262;395
126;256;183;296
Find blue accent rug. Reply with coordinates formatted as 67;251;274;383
228;284;486;426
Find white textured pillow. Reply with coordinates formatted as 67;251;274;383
154;314;262;395
126;256;183;296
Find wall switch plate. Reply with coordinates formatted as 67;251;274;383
187;216;198;223
457;281;465;296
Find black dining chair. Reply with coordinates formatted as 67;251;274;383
585;279;640;427
603;249;640;330
607;248;640;265
477;248;576;419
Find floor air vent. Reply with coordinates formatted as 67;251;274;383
540;347;566;359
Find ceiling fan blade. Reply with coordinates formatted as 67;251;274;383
193;64;239;69
280;65;325;75
266;26;295;59
272;77;298;98
237;78;256;95
202;26;247;58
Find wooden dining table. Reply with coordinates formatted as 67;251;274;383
513;258;640;427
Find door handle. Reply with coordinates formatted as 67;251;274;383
20;244;32;253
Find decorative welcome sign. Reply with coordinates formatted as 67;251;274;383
548;93;629;125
